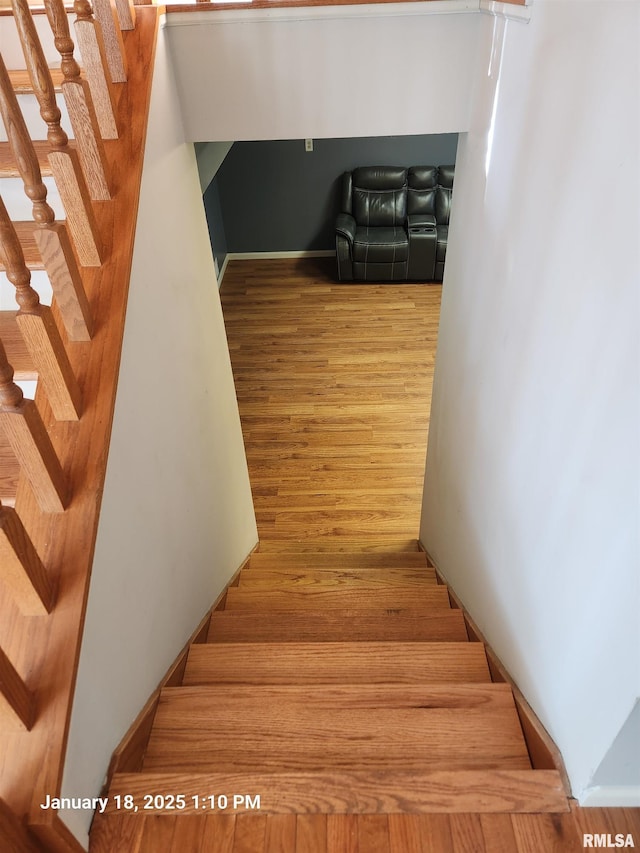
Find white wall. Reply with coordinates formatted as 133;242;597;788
421;0;639;804
165;2;480;142
60;21;258;846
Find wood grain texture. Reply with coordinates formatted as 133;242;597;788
0;398;68;512
239;567;437;588
183;642;491;686
143;683;531;773
0;139;53;177
48;148;103;266
0;9;159;836
0;643;34;729
16;309;82;420
73;0;119;139
207;609;469;643
114;0;136;29
0;501;53;615
0;797;42;853
220;260;439;546
92;0;127;82
43;0;112;199
0;311;35;379
223;585;451;611
106;770;568;815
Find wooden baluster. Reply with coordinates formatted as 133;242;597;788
0;645;34;730
44;0;112;200
0;196;82;421
12;0;103;267
114;0;136;31
0;500;53;615
0;54;93;342
0;341;68;513
90;0;127;84
73;0;118;140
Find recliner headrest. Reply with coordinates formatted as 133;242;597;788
408;166;438;189
352;166;407;191
438;165;455;189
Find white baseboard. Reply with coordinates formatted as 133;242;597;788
217;250;335;288
578;786;640;808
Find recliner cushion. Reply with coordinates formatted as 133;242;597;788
352;188;407;227
353;226;409;263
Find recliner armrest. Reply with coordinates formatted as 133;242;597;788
335;213;356;244
407;213;436;230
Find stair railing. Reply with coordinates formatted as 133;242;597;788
0;0;139;847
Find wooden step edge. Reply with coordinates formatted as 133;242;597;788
0;140;54;178
99;547;257;794
7;68;64;94
0;311;37;380
248;551;428;567
102;769;569;815
256;537;422;554
424;548;572;795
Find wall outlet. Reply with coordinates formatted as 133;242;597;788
305;138;313;152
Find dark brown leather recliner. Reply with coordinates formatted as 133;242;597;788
335;165;454;283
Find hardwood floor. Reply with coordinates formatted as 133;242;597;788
219;256;439;547
91;259;639;851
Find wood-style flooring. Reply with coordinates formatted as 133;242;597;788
220;256;438;547
92;259;639;851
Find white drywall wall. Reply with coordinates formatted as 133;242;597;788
421;0;639;803
60;21;258;846
165;3;480;141
195;141;234;192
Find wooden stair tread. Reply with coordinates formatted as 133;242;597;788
143;683;532;773
0;311;37;380
207;609;469;643
223;586;451;611
0;140;53;178
249;551;428;569
105;769;570;814
7;68;64;93
0;433;19;507
238;567;437;588
0;222;43;270
183;642;491;685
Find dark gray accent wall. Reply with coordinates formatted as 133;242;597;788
206;134;458;255
203;174;228;277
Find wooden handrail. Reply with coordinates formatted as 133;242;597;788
43;0;112;200
0;52;93;341
0;195;82;420
0;339;68;513
73;0;120;139
0;499;53;615
11;0;104;267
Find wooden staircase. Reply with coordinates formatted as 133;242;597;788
99;543;568;828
